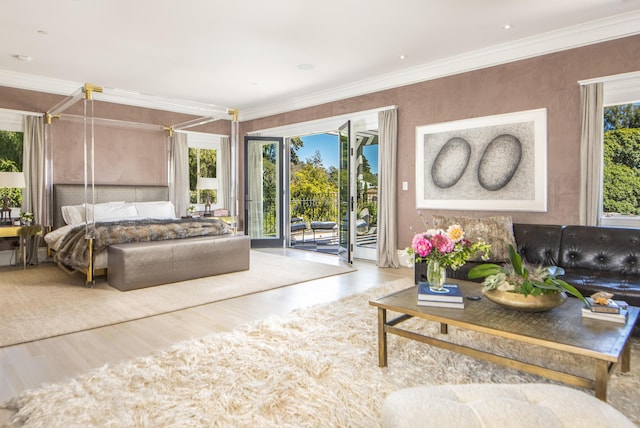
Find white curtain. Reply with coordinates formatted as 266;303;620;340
23;115;45;264
247;141;263;238
579;83;604;226
219;136;231;210
376;108;399;268
169;132;189;218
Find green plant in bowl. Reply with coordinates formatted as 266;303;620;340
468;244;586;303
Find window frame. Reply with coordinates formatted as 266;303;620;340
600;76;640;228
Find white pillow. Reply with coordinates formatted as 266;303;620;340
133;201;177;219
92;203;138;221
61;205;85;225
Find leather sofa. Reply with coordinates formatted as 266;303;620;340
416;223;640;307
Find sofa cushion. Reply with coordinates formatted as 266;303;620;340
513;224;564;266
433;215;516;262
560;226;640;275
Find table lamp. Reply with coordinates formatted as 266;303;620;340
0;172;26;224
196;177;218;217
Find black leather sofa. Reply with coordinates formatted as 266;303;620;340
415;223;640;307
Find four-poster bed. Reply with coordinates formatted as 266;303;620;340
42;84;248;289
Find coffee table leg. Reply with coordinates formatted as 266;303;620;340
621;340;631;373
595;360;608;401
378;307;387;367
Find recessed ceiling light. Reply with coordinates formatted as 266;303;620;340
503;24;512;30
14;54;33;62
297;63;314;70
400;55;408;60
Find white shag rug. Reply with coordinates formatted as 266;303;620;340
3;278;640;427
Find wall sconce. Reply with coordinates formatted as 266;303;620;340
196;177;218;217
0;172;26;225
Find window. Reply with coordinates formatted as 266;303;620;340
0;109;25;207
600;75;640;227
187;132;222;208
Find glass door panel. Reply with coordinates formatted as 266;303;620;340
338;121;352;263
354;130;378;260
244;136;284;248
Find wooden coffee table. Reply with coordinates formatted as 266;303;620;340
369;280;639;401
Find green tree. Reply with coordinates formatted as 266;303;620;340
0;130;23;207
604;104;640;131
189;147;217;204
603;128;640;215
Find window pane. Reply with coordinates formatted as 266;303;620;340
0;130;24;207
602;103;640;216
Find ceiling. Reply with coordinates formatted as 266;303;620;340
1;0;639;120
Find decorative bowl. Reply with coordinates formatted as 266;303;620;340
482;289;567;312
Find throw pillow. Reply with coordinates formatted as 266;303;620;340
432;215;516;262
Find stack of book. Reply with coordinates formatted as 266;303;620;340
581;297;629;324
417;281;464;309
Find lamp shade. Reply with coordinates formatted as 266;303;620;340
196;177;218;190
0;172;25;189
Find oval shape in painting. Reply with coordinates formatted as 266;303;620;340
477;134;522;191
431;137;471;189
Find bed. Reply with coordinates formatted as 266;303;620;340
47;184;250;290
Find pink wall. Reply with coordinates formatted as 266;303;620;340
241;34;640;248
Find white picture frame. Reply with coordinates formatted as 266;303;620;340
415;108;547;212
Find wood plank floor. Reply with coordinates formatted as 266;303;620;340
0;249;412;411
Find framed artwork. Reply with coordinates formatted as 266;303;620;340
415;108;547;212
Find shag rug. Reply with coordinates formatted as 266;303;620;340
3;278;640;427
0;250;354;347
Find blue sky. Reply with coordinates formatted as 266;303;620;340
297;133;378;174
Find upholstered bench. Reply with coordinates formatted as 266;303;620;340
382;384;634;428
107;234;250;291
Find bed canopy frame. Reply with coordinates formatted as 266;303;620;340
43;83;239;280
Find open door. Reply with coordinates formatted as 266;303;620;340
338;121;352;263
244;136;284;248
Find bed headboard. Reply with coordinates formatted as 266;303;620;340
52;184;169;229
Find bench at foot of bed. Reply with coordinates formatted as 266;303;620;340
107;234;250;291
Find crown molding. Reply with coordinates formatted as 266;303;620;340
239;10;640;121
1;11;639;121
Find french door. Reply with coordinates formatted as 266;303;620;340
244;136;284;248
338;121;353;263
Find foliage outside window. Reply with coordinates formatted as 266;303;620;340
0;130;24;207
602;103;640;216
188;147;217;206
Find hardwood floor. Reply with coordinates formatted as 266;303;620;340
0;249;412;410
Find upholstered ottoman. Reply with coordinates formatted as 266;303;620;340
382;384;634;428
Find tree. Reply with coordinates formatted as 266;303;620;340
603;128;640;215
604;104;640;131
0;131;23;207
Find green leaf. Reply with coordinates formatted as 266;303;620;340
508;245;524;276
468;264;502;279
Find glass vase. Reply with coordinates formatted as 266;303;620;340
426;259;447;291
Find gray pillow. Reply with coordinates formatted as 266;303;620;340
432;215;516;262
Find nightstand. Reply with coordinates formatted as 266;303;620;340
0;224;42;269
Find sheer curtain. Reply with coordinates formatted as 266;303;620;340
376;108;399;268
579;82;604;226
23;115;45;264
219;136;231;210
169;132;189;218
247;142;263;238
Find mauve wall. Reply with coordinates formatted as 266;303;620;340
241;34;640;249
0;86;231;185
